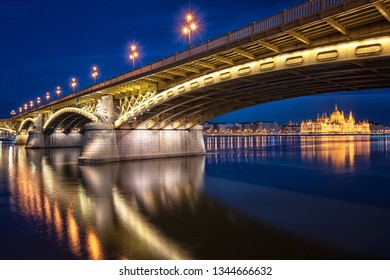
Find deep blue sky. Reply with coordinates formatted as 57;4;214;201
1;0;390;124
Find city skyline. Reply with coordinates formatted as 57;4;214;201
1;0;390;124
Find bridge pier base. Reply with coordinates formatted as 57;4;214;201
15;133;29;145
26;130;83;149
26;131;45;148
79;123;205;163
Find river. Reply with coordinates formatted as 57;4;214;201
0;135;389;259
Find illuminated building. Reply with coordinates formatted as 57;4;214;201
301;105;370;134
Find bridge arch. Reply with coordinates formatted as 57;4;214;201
43;107;98;133
114;37;390;129
18;118;35;133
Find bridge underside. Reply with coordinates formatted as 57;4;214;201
44;111;96;133
128;56;390;129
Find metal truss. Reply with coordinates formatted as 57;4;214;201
0;120;16;132
118;84;157;121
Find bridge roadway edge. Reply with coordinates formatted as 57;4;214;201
78;123;206;164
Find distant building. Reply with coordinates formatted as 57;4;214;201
202;121;280;134
253;121;280;133
281;121;300;133
0;130;14;138
369;122;390;134
301;105;370;134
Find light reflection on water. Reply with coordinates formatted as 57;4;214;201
1;135;390;259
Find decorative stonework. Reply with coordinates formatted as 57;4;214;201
94;95;115;123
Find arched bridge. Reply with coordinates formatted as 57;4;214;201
6;0;390;162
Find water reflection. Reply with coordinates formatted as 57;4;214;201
300;136;373;172
2;135;390;259
7;147;206;259
206;135;389;172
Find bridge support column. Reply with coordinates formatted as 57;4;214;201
79;123;205;163
26;130;83;149
26;131;45;148
15;133;29;145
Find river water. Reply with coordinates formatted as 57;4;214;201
0;135;389;260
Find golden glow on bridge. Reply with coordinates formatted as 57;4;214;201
5;0;390;134
114;36;390;128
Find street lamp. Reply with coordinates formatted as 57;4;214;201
11;110;16;117
24;104;28;111
71;78;77;93
56;86;61;99
91;66;98;84
129;44;138;71
182;13;197;48
19;107;22;114
29;101;34;109
46;92;50;103
37;97;41;106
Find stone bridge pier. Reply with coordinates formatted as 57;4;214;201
79;123;205;163
26;130;84;149
15;133;29;145
25;114;84;149
78;95;205;163
23;95;205;163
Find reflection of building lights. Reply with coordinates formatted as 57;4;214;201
67;209;81;257
53;201;64;241
44;196;52;225
300;136;372;172
87;230;103;260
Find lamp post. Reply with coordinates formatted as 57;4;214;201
29;101;33;109
46;92;50;103
37;97;41;106
92;66;98;84
24;104;28;111
56;86;61;99
71;78;77;93
182;13;197;48
19;107;22;114
11;110;16;117
129;44;138;71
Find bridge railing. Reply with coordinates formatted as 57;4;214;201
120;0;349;76
19;0;356;116
119;0;350;78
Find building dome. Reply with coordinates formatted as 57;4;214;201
330;105;344;124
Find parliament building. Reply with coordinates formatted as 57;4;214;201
301;105;370;134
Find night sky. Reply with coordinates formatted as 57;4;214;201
1;0;390;124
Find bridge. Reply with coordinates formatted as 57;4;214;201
2;0;390;162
